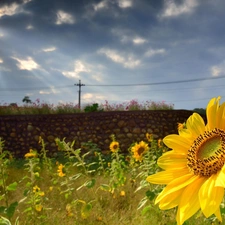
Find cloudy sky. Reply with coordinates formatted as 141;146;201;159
0;0;225;110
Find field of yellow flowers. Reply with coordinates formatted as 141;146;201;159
0;133;221;225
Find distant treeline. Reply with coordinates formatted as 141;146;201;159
193;108;206;115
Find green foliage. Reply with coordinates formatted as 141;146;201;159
0;138;18;222
84;103;103;112
22;96;32;104
0;216;12;225
193;108;206;115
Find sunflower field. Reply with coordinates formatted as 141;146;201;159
0;97;225;225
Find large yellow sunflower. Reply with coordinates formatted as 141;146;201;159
147;96;225;225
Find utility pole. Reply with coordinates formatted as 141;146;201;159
74;80;85;108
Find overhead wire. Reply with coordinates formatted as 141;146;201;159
1;75;225;91
85;75;225;86
1;75;225;103
101;84;225;94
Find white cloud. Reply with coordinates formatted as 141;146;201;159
93;0;108;11
0;3;20;17
211;66;221;77
62;71;78;78
61;60;105;83
39;90;51;94
23;0;32;3
111;28;147;45
117;0;132;8
133;37;147;45
93;0;132;12
0;58;3;63
56;10;75;25
0;0;32;18
26;24;34;30
12;56;39;71
98;48;141;68
83;93;105;102
144;48;166;57
92;73;104;82
62;60;91;79
210;61;225;77
42;47;57;52
161;0;198;18
98;48;123;63
39;87;59;95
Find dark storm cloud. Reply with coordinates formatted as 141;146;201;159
1;0;225;108
0;0;161;55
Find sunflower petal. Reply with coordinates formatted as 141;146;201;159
155;173;197;204
163;135;191;153
214;207;222;222
217;101;225;130
206;96;220;130
199;173;224;218
159;188;183;210
215;165;225;187
178;128;192;138
157;151;187;170
186;113;205;138
176;176;206;225
147;167;190;184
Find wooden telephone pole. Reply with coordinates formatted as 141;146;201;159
74;80;85;108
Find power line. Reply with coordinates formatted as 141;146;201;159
2;83;225;96
168;96;225;103
0;75;225;91
85;75;225;86
103;84;225;94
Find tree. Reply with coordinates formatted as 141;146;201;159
22;96;32;104
193;108;206;115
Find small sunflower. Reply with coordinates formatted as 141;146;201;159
33;185;44;196
131;141;149;161
66;204;74;217
177;122;186;131
147;96;225;225
38;191;45;196
109;141;119;153
57;164;66;177
146;133;153;142
33;185;40;193
158;138;163;148
24;149;37;158
35;204;43;212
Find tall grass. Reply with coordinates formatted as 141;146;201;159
0;136;220;225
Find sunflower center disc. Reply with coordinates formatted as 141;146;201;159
187;128;225;177
113;144;118;150
137;147;145;155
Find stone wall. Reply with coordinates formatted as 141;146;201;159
0;110;201;158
